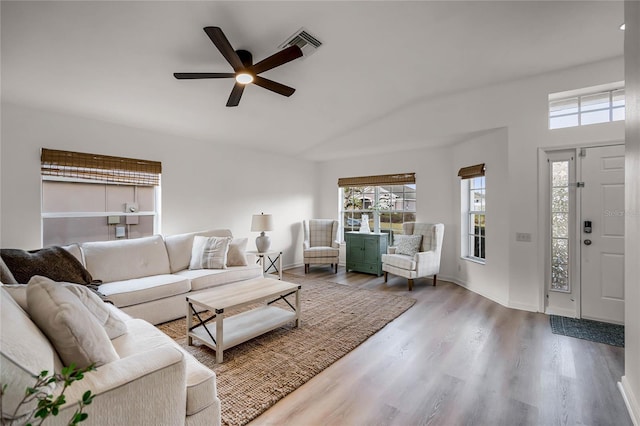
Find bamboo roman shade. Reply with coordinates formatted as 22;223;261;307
41;148;162;186
337;173;415;187
457;164;485;180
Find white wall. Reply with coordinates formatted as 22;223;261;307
621;1;640;423
0;102;317;268
452;128;510;306
317;57;625;311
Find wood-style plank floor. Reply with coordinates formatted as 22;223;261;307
249;266;631;426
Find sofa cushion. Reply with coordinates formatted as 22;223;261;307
164;229;233;273
1;286;62;419
27;278;119;368
303;246;340;258
189;236;231;270
82;235;171;283
176;265;263;291
381;253;417;271
28;276;127;340
98;274;191;308
226;238;248;267
4;279;127;340
112;318;217;416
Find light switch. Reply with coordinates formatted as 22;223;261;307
516;232;532;242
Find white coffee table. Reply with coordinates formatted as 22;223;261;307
186;277;301;363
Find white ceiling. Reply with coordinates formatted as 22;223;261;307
1;1;625;161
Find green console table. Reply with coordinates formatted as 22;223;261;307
345;232;389;276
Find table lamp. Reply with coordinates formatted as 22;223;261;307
251;213;273;253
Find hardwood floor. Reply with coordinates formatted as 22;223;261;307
249;266;631;426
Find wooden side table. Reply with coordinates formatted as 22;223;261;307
248;250;283;280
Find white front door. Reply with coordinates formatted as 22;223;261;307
579;145;625;324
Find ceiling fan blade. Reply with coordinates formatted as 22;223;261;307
226;83;245;107
203;26;244;72
174;72;235;79
251;45;303;75
253;76;296;97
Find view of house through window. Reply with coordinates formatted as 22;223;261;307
339;173;416;242
459;164;486;262
40;149;161;246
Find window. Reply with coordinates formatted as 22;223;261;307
40;149;161;246
459;164;485;262
549;83;625;129
338;173;416;241
550;159;571;292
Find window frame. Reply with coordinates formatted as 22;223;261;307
549;83;625;130
461;176;486;263
339;183;416;242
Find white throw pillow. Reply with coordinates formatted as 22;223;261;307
27;278;119;368
28;276;127;339
189;236;231;270
394;234;423;257
226;238;249;267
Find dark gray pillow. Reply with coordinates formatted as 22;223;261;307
0;256;17;284
0;246;94;285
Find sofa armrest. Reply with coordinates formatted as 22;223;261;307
58;346;187;425
387;246;397;254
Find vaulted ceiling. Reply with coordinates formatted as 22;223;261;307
1;1;624;160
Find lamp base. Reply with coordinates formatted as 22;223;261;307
256;233;271;253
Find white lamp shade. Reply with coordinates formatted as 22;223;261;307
251;214;274;232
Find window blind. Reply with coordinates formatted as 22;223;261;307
457;164;485;180
41;148;162;186
337;173;415;187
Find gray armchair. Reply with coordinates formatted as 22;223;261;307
303;219;340;273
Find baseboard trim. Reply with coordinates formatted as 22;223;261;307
446;277;511;309
544;306;576;318
508;301;538;313
620;377;640;426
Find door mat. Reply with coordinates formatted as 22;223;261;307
550;315;624;347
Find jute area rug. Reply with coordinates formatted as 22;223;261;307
157;273;415;426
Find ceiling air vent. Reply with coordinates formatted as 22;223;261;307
278;28;322;58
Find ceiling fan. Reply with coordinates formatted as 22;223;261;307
174;26;303;107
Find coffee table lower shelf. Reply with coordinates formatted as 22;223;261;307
188;305;297;360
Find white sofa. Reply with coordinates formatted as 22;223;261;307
1;284;221;426
70;229;263;325
1;228;265;425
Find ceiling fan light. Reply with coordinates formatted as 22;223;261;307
236;73;254;84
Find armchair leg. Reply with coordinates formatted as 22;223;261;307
305;264;309;274
433;275;437;286
334;263;338;273
408;279;413;291
383;271;388;283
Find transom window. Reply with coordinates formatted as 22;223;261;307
549;82;625;129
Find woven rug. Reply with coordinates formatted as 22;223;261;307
157;273;415;426
550;315;624;347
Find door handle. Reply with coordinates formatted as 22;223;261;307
584;239;592;246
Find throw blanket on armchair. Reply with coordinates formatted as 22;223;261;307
1;246;95;285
